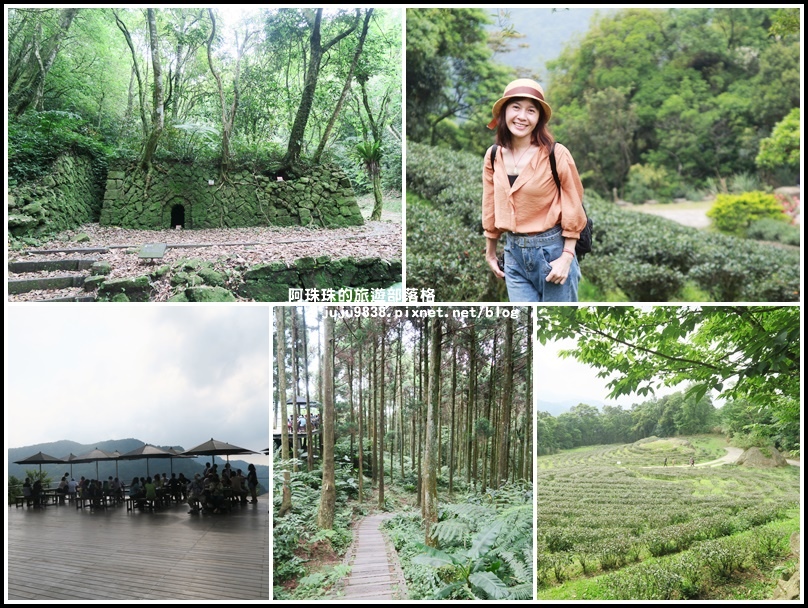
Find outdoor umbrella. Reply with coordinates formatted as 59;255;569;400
181;438;258;463
108;450;124;479
65;453;80;478
13;451;65;476
71;448;116;480
165;447;195;474
118;444;175;477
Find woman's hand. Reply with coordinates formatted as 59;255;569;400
546;251;574;285
486;237;505;279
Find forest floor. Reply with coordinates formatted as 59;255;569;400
8;192;403;302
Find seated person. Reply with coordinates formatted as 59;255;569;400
129;477;145;508
57;476;69;503
111;477;124;502
144;477;157;507
67;477;79;501
187;474;204;513
230;470;248;504
31;479;43;507
22;478;32;505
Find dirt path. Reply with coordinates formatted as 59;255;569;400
628;201;713;229
335;512;406;601
694;446;744;467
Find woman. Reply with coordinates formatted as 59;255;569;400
482;78;587;302
247;463;258;504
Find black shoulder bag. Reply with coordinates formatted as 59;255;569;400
490;142;593;260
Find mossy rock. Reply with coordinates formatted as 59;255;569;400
97;276;152;302
170;271;205;288
183;286;237;302
197;267;226;287
83;275;106;291
238;280;294;302
90;261;112;276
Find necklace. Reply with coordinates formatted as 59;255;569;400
510;144;533;174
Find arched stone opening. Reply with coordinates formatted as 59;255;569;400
170;204;185;229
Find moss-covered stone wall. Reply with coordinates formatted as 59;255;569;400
100;162;364;229
8;153;102;237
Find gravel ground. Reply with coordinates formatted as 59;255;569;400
8;220;402;303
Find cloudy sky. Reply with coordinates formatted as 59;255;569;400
535;336;683;413
5;305;270;462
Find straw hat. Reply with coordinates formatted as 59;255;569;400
487;78;552;129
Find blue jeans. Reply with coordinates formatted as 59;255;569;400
503;226;580;302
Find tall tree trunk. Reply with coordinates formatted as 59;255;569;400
317;315;336;529
523;314;532;482
424;317;441;547
207;9;253;176
113;11;148;139
10;8;79;117
497;316;514;487
378;321;385;508
486;329;497;491
313;8;373;162
449;341;457;496
348;358;355;476
357;330;364;503
302;307;314;472
371;333;378;486
284;8;359;169
291;307;300;470
466;327;476;485
277;309;292;517
398;324;405;481
418;319;426;513
140;8;164;172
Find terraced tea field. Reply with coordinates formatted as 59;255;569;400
536;437;800;600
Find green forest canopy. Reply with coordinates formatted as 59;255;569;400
7;7;402;189
535;306;800;453
406;7;800;195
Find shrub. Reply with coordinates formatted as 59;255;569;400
707;191;788;236
746;218;800;245
407;142;801;302
623;163;679;204
8;110;109;185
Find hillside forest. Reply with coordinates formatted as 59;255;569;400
405;8;801;303
273;306;533;600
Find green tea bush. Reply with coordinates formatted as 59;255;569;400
406;197;502;302
707;191;788;236
407;142;801;302
695;538;748;580
746;218;801;246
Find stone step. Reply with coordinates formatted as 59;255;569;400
30;294;97;303
8;274;88;295
9;258;99;274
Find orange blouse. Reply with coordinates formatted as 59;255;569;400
482;142;586;240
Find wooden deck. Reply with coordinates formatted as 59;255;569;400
6;497;269;601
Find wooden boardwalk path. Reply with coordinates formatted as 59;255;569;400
6;497;269;601
336;512;407;601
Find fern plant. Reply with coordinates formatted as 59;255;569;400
413;521;512;599
410;484;533;600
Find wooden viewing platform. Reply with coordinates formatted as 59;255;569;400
6;496;269;601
